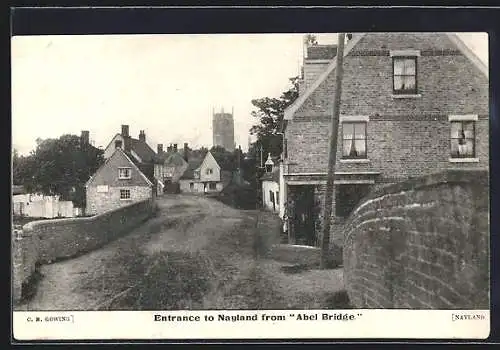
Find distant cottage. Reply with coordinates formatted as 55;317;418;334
178;151;233;194
154;143;190;194
85;147;154;215
86;125;158;215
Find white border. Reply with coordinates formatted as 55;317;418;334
12;310;490;340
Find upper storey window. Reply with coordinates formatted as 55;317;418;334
391;50;420;97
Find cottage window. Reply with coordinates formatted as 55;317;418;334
276;192;280;205
120;189;131;200
97;185;108;193
206;168;213;175
342;122;367;159
118;167;131;179
393;56;417;95
269;190;274;203
190;182;194;190
450;121;475;158
209;182;217;190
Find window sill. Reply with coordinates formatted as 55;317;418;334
120;198;132;201
449;157;479;163
392;94;422;99
118;177;131;180
340;158;370;163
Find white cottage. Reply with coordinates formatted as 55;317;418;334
261;153;280;214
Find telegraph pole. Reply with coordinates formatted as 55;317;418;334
320;33;346;269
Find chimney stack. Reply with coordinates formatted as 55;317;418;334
157;144;163;154
173;143;178;152
183;143;189;161
121;125;129;137
80;130;90;147
139;130;146;142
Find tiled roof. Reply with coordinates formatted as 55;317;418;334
166;152;188;166
179;157;204;180
130;138;156;163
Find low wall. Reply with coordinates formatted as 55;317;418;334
13;199;155;303
343;170;489;309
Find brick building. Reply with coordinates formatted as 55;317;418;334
85;147;154;215
282;33;489;248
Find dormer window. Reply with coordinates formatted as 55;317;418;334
391;50;420;96
206;168;213;175
118;167;131;179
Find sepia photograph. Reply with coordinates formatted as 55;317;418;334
11;28;490;339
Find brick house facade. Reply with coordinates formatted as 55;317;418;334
86;147;154;215
282;33;489;248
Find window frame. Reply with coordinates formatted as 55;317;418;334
341;121;368;160
118;167;132;180
450;120;476;159
392;56;418;95
119;189;131;200
206;168;213;175
208;182;217;190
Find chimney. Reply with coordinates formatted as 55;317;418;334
139;130;146;142
121;125;129;137
173;143;178;152
157;144;163;154
80;130;90;147
183;143;189;161
303;44;337;90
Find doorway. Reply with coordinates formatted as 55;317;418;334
290;185;316;247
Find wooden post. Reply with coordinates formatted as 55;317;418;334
320;33;346;269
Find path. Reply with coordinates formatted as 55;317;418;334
16;195;347;311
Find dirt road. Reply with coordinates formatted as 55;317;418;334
16;195;346;311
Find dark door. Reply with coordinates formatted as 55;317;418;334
294;185;316;246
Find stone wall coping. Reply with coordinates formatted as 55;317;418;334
22;199;152;236
362;169;489;203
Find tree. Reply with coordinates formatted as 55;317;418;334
13;134;104;207
209;146;237;171
305;34;318;46
249;76;299;158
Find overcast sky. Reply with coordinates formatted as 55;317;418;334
11;33;488;156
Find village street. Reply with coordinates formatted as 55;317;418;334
16;195;347;311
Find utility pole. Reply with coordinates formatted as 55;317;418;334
320;33;346;269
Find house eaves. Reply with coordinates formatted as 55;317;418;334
284;33;489;121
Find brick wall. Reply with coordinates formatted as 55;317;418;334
286;33;489;177
296;34;488;118
12;199;155;304
286;116;489;176
343;170;489;309
86;185;152;215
